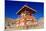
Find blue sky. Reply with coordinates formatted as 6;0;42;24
5;1;44;19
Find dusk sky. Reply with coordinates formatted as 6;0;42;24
5;1;44;19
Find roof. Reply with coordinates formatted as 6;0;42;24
16;5;36;15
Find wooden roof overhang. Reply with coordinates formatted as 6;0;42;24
16;5;36;15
